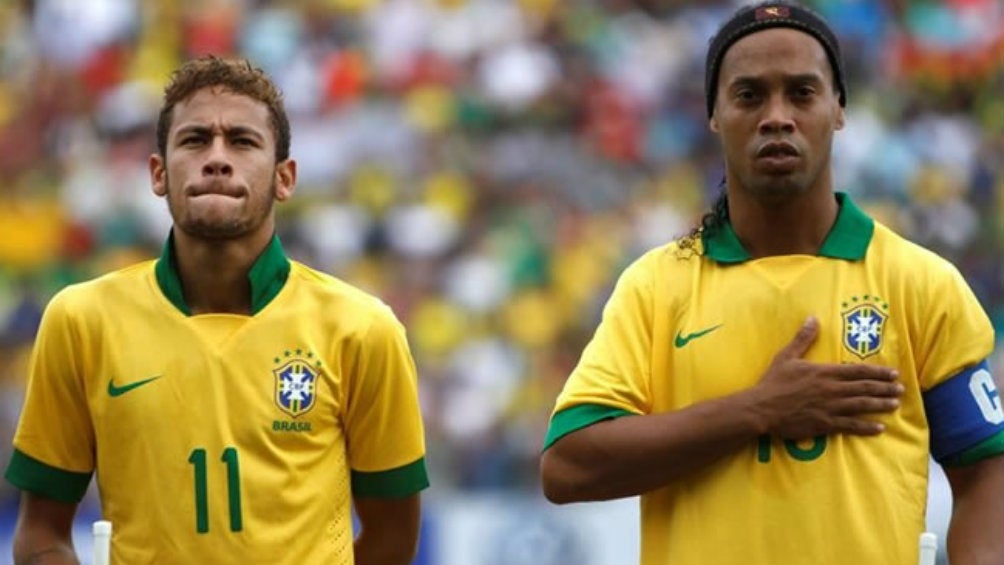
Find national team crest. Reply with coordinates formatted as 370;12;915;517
274;357;318;418
841;297;889;359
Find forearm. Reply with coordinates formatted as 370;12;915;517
541;389;767;502
354;531;415;565
13;537;78;565
946;455;1004;565
12;494;80;565
353;495;420;565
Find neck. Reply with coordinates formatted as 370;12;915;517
727;186;838;259
171;227;273;315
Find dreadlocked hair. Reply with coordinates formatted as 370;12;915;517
677;183;729;254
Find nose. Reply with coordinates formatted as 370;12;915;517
202;138;233;177
758;94;795;135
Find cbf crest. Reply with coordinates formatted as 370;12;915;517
273;349;323;418
841;295;890;359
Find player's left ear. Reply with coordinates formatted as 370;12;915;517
274;159;297;202
834;104;845;131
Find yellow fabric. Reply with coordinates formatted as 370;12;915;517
551;222;993;565
13;261;426;565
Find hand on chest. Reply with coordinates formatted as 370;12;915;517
668;260;901;400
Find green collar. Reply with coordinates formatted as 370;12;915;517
702;192;874;264
154;232;290;316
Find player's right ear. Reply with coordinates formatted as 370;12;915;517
150;154;167;196
709;112;720;133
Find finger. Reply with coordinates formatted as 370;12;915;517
778;317;819;360
828;378;903;398
827;363;899;382
838;380;904;398
830;396;900;416
830;417;886;436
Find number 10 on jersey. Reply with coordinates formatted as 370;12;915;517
757;434;827;462
188;447;243;533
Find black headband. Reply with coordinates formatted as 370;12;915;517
705;1;847;118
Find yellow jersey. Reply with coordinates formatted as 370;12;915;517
6;235;429;565
545;194;1002;565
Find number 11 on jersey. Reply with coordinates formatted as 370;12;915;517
188;447;243;533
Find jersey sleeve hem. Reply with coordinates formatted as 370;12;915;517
4;449;92;503
940;429;1004;468
542;404;633;451
351;456;429;498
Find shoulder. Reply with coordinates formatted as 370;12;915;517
45;261;156;316
287;261;390;310
869;222;966;282
616;238;704;288
603;240;703;314
286;261;403;333
625;239;701;276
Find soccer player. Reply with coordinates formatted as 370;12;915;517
5;56;428;565
540;3;1004;565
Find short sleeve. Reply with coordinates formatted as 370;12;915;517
6;289;95;501
913;262;994;390
343;305;428;497
544;253;656;448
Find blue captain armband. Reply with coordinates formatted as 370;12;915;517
924;360;1004;463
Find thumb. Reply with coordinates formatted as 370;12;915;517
779;316;819;360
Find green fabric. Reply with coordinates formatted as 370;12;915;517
941;429;1004;468
4;449;92;503
154;232;290;316
155;232;190;315
246;235;290;314
817;194;874;259
703;192;874;263
542;404;633;451
351;457;430;498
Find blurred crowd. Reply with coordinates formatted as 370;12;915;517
1;0;1003;505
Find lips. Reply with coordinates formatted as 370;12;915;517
189;182;244;198
755;141;800;159
754;141;801;173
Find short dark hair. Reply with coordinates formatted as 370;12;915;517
704;0;847;118
156;56;291;161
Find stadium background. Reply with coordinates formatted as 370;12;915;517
0;0;1001;563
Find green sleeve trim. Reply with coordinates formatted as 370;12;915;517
4;449;92;503
351;456;429;498
941;429;1004;468
542;404;633;451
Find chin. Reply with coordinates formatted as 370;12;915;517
178;218;254;240
747;177;810;204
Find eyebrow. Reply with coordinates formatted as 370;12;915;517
728;73;827;89
174;124;266;140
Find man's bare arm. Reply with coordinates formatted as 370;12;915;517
945;454;1004;565
12;492;79;565
353;494;421;565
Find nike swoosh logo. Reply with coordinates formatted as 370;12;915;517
674;324;722;348
108;376;162;397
